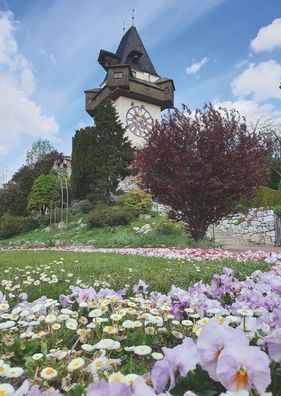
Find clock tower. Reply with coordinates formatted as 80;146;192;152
85;25;175;147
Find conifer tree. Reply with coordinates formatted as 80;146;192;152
27;174;59;214
72;100;134;202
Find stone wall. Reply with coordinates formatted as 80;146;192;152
213;208;277;246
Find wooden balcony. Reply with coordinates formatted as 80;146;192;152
85;68;174;117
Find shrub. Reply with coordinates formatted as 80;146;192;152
20;216;39;233
38;214;51;227
0;214;38;239
119;189;152;215
72;200;93;214
273;205;281;218
87;205;134;228
155;217;185;235
251;186;281;208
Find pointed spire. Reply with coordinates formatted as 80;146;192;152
116;25;158;76
132;9;135;26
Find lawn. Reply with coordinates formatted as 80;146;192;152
0;250;269;301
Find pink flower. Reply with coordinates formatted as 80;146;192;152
216;344;270;393
151;337;200;393
87;380;131;396
265;328;281;363
197;320;248;381
132;377;172;395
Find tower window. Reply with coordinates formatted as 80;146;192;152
165;87;170;94
113;72;123;79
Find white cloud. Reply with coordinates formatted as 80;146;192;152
40;48;57;66
186;57;209;75
214;99;281;125
250;18;281;53
231;60;281;101
0;11;59;154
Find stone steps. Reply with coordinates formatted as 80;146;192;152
212;229;250;249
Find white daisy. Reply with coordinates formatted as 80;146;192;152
6;367;24;378
40;367;58;380
134;345;152;356
68;358;85;372
0;384;14;396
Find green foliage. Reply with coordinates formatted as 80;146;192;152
155;217;185;235
119;189;152;215
0;214;38;239
251;186;281;208
71;100;134;202
0;166;34;216
87;205;134;228
71;199;93;214
0;151;60;217
71;126;94;199
38;214;51;227
27;174;59;214
26;139;55;166
273;205;281;218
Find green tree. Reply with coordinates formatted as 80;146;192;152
26;139;55;166
72;100;134;202
71;127;93;199
27;174;59;214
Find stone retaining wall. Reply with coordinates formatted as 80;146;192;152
213;208;277;246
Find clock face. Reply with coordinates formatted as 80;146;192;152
126;106;153;138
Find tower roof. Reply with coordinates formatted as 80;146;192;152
98;26;158;76
116;26;158;76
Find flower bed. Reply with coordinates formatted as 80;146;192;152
1;256;281;395
1;245;281;263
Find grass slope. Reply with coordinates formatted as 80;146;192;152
0;250;269;300
0;214;212;248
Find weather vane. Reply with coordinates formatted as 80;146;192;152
123;21;125;33
132;9;135;26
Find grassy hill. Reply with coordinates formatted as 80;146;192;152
0;212;212;248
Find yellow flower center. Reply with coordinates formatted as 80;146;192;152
111;374;122;382
45;368;54;376
233;367;248;390
239;367;247;376
0;390;6;396
0;367;4;372
95;360;102;367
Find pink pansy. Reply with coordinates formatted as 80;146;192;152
27;385;42;396
265;328;281;363
151;358;172;394
216;344;270;393
14;380;30;396
87;380;132;396
197;320;248;380
151;337;200;392
219;392;249;396
132;376;172;395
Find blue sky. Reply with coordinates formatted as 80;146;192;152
0;0;281;179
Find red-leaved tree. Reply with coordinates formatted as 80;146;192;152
137;104;272;241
